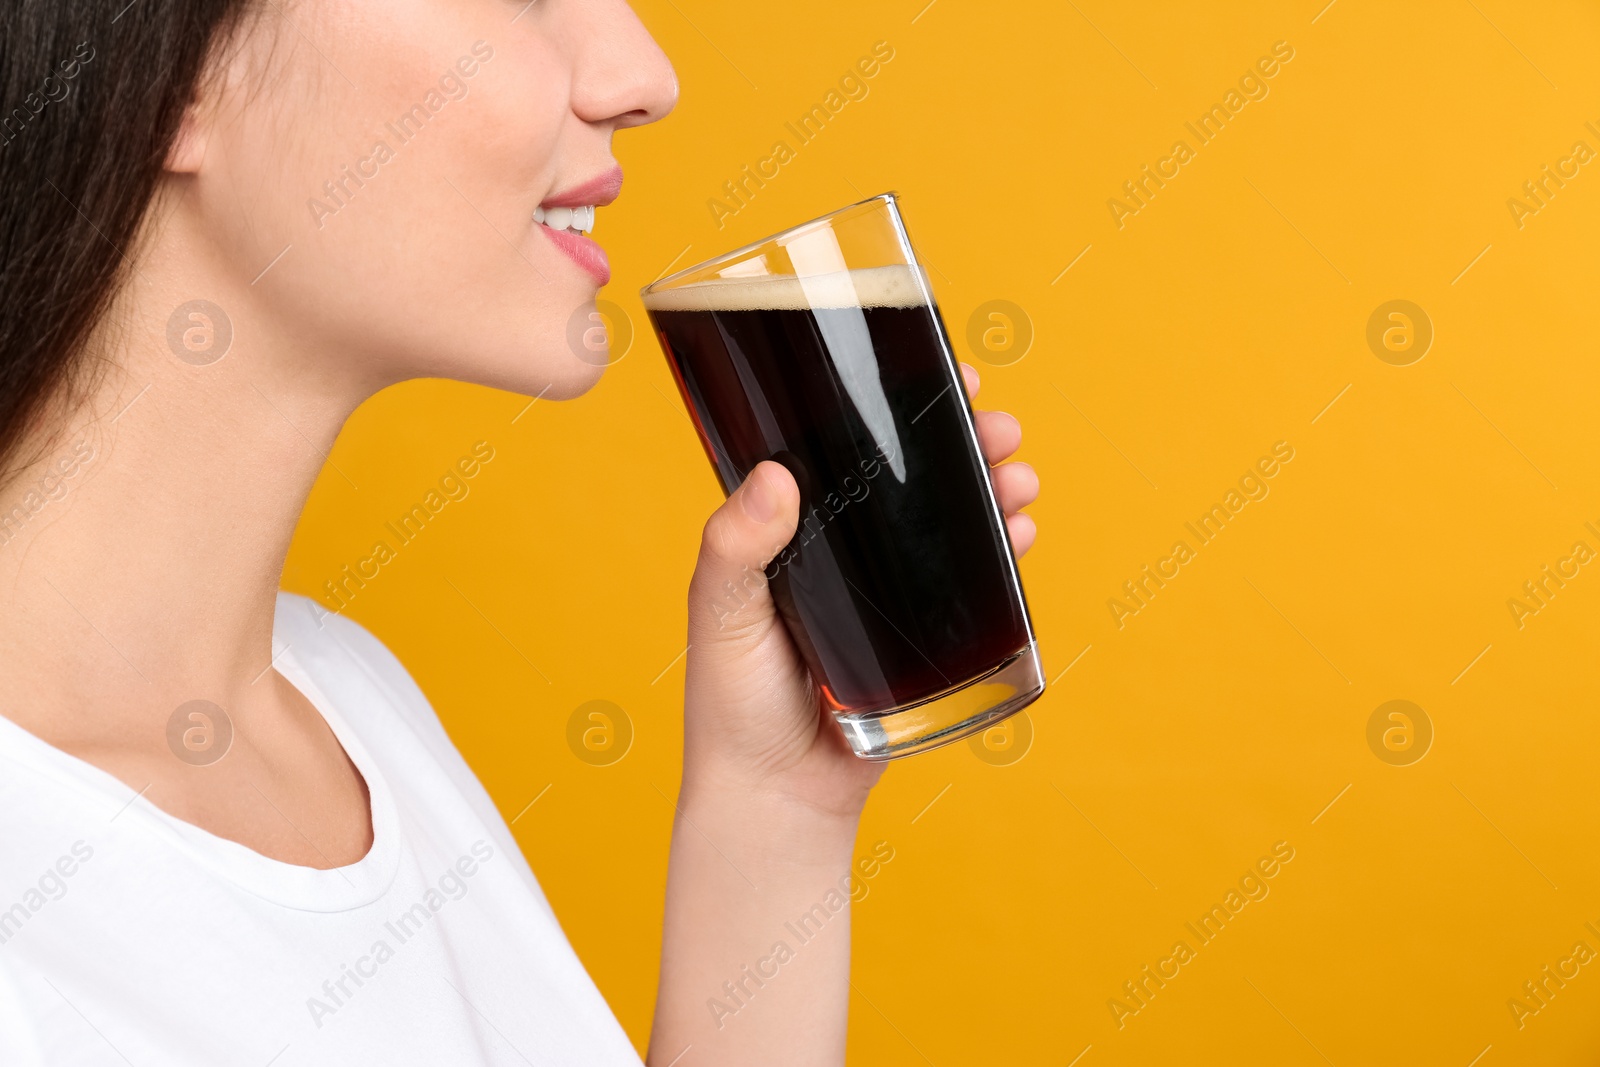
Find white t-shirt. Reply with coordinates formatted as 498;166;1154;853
0;592;643;1066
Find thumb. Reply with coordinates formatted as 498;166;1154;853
687;460;801;644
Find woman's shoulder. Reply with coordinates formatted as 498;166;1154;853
270;590;535;867
271;590;455;751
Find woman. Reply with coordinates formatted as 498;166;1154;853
0;0;1039;1063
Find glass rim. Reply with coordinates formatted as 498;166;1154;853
639;189;902;296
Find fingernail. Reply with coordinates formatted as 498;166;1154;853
740;469;776;524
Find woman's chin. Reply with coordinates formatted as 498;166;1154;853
541;352;611;400
489;352;609;404
412;338;609;403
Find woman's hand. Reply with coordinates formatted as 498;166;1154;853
679;362;1038;818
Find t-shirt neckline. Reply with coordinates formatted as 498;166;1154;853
0;637;402;913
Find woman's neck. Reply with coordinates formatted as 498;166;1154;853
0;247;364;749
0;243;383;868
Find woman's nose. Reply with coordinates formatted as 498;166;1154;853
569;0;680;130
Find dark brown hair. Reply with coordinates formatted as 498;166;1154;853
0;0;255;479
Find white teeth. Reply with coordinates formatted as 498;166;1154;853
535;204;597;235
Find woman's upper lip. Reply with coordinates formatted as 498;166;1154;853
541;165;623;209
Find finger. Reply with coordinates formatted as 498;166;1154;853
990;461;1040;515
687;460;801;643
1007;512;1037;558
960;362;979;401
974;410;1021;465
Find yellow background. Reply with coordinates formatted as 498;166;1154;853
284;1;1600;1062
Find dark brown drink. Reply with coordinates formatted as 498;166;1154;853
646;265;1034;717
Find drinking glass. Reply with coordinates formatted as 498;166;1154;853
641;192;1044;760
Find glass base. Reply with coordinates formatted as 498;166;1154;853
835;642;1045;761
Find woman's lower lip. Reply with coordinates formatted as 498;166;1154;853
537;224;611;287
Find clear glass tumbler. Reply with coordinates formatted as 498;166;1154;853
642;192;1044;760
